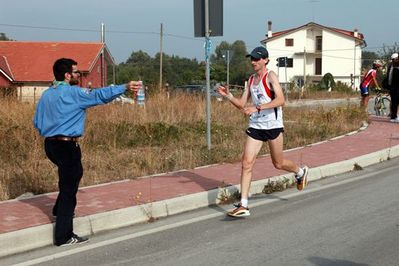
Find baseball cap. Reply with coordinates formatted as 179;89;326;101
391;53;399;60
246;47;269;59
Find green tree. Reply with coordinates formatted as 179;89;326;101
211;40;252;86
115;50;204;90
116;50;157;85
319;73;335;90
161;54;203;86
0;33;12;41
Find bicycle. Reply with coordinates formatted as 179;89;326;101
373;88;391;116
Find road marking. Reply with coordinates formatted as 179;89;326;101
12;165;394;266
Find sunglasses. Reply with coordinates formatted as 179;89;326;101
250;56;261;62
72;70;81;75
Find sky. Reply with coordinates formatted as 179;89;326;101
1;0;398;64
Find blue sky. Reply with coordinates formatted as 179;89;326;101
0;0;397;63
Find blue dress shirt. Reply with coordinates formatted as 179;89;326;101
34;84;126;137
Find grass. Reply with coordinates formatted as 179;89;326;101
0;91;368;201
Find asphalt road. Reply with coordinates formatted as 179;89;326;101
4;157;399;266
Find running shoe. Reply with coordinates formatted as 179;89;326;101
227;203;250;217
296;166;309;191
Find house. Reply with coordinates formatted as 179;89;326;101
261;22;366;89
0;41;115;101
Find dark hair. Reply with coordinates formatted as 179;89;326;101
53;58;77;81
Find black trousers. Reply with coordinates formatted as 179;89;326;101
44;139;83;245
389;89;399;119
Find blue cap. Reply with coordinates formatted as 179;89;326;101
246;47;269;59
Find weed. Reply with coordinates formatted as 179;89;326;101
353;163;363;171
262;177;294;194
217;187;241;205
132;191;157;223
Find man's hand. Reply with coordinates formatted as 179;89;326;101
215;85;229;97
125;81;141;93
243;106;257;116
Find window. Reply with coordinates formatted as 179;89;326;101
285;38;294;47
316;36;322;51
315;58;322;75
286;58;293;67
277;57;293;68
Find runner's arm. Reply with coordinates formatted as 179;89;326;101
216;85;249;110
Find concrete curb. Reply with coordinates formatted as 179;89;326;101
2;144;399;257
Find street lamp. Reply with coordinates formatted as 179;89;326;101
222;50;233;85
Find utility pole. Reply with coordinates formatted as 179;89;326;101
284;57;288;101
303;47;307;94
193;0;223;150
353;44;356;90
159;23;163;92
222;49;231;85
101;23;106;87
205;0;211;150
226;50;230;85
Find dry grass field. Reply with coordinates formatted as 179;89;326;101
0;92;367;201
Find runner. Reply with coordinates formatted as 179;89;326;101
216;47;308;217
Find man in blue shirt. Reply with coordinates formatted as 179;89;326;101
34;58;140;246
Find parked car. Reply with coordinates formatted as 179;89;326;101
174;84;223;101
112;94;135;104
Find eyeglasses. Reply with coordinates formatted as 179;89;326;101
72;70;81;75
250;57;261;62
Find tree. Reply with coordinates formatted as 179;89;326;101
319;73;335;91
0;33;13;41
115;50;204;90
378;42;399;61
361;50;378;71
211;40;252;86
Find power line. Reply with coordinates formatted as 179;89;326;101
0;22;202;42
1;22;396;54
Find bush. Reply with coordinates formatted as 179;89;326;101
319;73;336;90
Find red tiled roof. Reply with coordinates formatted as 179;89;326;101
0;55;14;81
263;22;365;43
0;41;110;82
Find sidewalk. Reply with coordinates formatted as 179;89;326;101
1;115;399;257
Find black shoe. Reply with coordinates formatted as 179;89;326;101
58;234;89;247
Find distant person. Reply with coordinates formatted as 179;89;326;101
216;47;309;218
359;60;382;109
34;58;140;246
387;53;399;122
165;82;170;99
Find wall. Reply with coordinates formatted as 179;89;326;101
322;30;362;88
267;30;307;84
82;55;108;89
266;27;362;89
16;83;50;103
0;72;11;87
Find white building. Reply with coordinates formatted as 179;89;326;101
261;22;366;89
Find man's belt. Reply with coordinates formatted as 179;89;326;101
46;136;79;142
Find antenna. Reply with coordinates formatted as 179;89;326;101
308;0;320;22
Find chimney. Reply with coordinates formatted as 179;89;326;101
353;28;358;38
267;21;273;38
